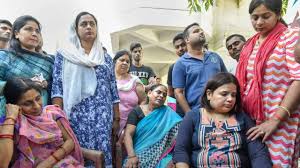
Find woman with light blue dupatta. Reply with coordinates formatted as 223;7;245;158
0;15;53;124
123;84;182;168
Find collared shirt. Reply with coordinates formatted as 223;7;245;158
172;51;227;110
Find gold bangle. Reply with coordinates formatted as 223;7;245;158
5;117;16;123
51;154;59;162
60;146;67;157
278;105;291;117
128;155;136;159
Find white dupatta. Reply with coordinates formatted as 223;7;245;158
57;21;105;117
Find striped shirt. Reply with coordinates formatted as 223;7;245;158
245;28;300;168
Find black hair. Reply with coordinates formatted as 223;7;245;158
225;34;246;44
102;46;107;53
249;0;287;26
203;43;208;50
9;15;41;53
183;22;200;40
130;42;142;52
148;84;167;92
75;11;98;31
3;78;42;104
113;49;132;66
0;19;12;27
201;72;242;114
173;33;184;45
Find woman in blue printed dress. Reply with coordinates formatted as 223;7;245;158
51;12;120;168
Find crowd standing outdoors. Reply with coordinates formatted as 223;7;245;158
0;0;300;167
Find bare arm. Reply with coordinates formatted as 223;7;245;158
124;124;139;167
176;163;190;168
124;124;136;157
279;80;300;115
0;120;15;168
52;97;63;109
0;104;19;168
111;103;120;167
174;88;191;113
112;103;120;139
136;83;146;105
37;119;75;167
113;103;120;121
247;81;300;142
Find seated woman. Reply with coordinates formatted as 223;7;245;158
0;78;84;168
123;84;182;167
174;72;272;168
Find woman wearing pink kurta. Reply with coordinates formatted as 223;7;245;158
113;50;146;136
236;0;300;167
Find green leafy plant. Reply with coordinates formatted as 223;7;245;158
282;0;289;15
188;0;289;15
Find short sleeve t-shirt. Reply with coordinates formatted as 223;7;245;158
172;51;227;110
127;106;145;126
167;64;174;86
129;65;155;85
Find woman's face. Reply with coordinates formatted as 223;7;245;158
207;83;237;114
15;21;41;52
115;54;130;74
148;86;167;107
17;89;42;116
77;14;97;42
250;4;280;36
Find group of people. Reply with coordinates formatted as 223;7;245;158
0;0;300;167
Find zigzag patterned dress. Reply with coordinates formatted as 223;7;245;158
244;28;300;168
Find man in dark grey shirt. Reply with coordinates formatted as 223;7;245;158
129;42;156;91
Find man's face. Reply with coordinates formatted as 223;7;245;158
174;39;187;56
186;25;206;47
0;23;12;42
131;47;143;62
226;36;245;61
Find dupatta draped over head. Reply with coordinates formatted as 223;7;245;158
12;105;84;168
236;22;287;123
124;105;182;167
57;19;105;117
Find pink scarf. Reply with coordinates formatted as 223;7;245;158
236;22;287;123
12;105;84;168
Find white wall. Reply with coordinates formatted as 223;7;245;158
0;0;210;56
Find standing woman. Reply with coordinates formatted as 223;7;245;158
236;0;300;167
113;50;146;137
0;15;54;123
51;12;120;168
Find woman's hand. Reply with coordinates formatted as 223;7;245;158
36;157;56;168
31;74;48;89
6;104;20;120
125;156;139;168
33;80;48;89
247;118;280;142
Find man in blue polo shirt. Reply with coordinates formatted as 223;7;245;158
172;22;227;113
